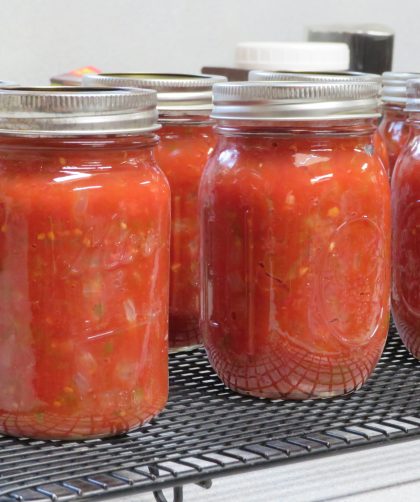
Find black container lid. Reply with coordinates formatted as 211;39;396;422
308;24;394;75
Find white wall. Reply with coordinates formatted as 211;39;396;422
1;0;418;85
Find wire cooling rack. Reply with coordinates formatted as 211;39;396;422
0;324;419;502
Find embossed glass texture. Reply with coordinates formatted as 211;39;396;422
155;120;217;351
199;120;391;399
392;114;420;358
0;134;170;439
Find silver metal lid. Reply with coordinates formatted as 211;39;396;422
248;70;382;84
382;72;420;105
50;75;85;86
0;86;159;136
82;73;227;112
211;81;381;121
405;79;420;112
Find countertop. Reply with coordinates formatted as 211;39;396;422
112;437;420;502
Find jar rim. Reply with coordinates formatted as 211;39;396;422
382;71;420;104
405;78;420;113
0;86;160;136
211;80;381;121
83;73;227;113
249;70;382;84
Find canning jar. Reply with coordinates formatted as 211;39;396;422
0;87;170;439
249;70;390;175
200;81;391;399
392;79;420;358
379;72;420;176
84;73;226;351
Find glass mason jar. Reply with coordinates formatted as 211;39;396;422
0;87;170;439
379;72;420;177
200;81;391;399
84;73;226;351
249;70;390;176
392;79;420;358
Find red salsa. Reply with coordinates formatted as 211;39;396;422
379;72;420;177
0;88;170;439
378;106;410;176
82;72;227;350
200;82;391;399
374;131;390;175
392;79;420;357
155;123;216;349
248;72;389;175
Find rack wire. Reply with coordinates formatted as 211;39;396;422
0;324;419;502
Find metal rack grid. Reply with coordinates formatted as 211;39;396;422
0;324;419;502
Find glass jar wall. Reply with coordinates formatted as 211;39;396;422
199;81;391;399
155;117;216;349
379;72;420;177
84;74;226;351
392;79;420;358
0;87;170;439
249;70;390;176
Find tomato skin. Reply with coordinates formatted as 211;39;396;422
378;106;411;177
199;121;391;399
155;122;216;350
392;126;420;358
0;135;170;439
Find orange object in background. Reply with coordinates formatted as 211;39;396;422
83;73;227;351
379;72;420;177
50;66;102;86
200;81;391;399
392;79;420;359
0;87;170;439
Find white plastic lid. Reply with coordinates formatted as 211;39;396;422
235;42;350;72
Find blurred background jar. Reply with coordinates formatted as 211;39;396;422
391;78;420;359
84;73;226;352
379;72;420;177
0;87;170;439
199;80;391;399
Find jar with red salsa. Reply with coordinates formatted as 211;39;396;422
0;87;170;439
249;70;390;176
392;78;420;358
84;73;226;351
200;81;391;399
379;72;420;177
